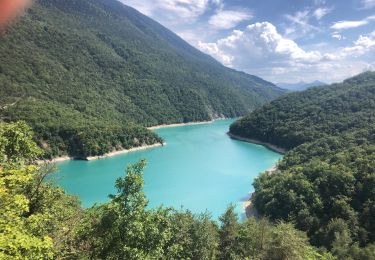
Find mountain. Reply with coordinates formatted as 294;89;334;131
277;80;326;91
229;72;375;251
230;72;375;149
0;0;284;158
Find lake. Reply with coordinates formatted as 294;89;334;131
53;119;282;219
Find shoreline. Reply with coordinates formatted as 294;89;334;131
243;165;279;219
147;120;214;130
85;142;165;161
227;132;287;154
39;118;227;163
38;142;165;164
243;193;260;219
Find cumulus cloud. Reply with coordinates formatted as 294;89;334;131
199;22;322;68
341;35;375;57
208;9;252;29
331;15;375;30
119;1;375;83
198;22;375;82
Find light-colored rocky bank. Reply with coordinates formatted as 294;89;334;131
85;142;165;160
227;132;287;154
147;117;229;130
243;165;279;219
37;156;72;164
147;120;214;130
243;193;260;219
38;143;165;164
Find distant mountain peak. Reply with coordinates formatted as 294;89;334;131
276;80;326;91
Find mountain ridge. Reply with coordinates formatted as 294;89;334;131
276;80;326;91
0;0;283;158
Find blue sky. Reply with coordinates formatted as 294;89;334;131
120;0;375;83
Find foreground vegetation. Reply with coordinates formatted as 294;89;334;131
230;72;375;258
0;0;283;159
1;121;338;259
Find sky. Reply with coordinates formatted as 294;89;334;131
119;0;375;84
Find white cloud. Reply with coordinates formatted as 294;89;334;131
198;22;375;83
331;15;375;30
198;42;234;65
156;0;210;19
208;10;252;29
313;7;332;20
361;0;375;9
284;10;321;39
331;20;368;30
120;1;154;15
120;1;375;83
120;0;220;23
341;35;375;57
198;22;322;68
331;33;345;40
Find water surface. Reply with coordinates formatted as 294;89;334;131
54;119;282;218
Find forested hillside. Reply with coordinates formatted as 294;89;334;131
0;122;337;259
0;0;283;159
230;72;375;258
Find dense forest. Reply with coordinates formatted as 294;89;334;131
0;0;283;159
1;121;341;259
230;72;375;258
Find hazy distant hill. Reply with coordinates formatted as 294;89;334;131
277;80;326;91
0;0;283;158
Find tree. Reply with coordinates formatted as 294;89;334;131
165;210;219;259
237;217;272;259
264;222;314;260
0;122;53;259
218;205;240;260
81;159;172;259
0;121;42;164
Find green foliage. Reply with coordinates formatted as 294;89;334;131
230;72;375;257
218;205;240;259
165;211;219;259
77;180;327;260
0;122;82;259
0;0;283;159
75;160;172;259
216;215;333;260
0;165;54;260
1;121;337;259
0;121;42;164
230;71;375;150
264;222;314;260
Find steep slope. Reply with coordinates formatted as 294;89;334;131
231;72;375;149
0;0;283;158
230;72;375;249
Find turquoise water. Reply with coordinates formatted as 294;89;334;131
53;119;282;219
